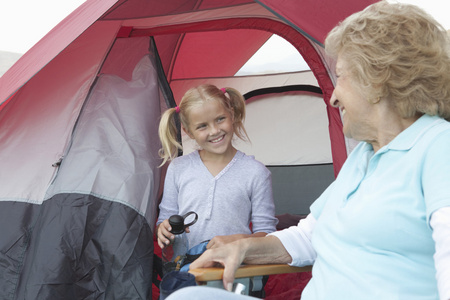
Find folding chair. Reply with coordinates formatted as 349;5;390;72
189;264;312;296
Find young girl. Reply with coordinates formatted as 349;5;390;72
156;84;278;251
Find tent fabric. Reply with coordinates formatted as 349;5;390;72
125;2;285;79
0;194;154;299
183;88;332;166
45;54;162;220
268;164;335;216
0;21;120;202
0;43;165;299
237;90;332;165
0;0;379;299
132;14;348;173
169;69;319;102
0;0;375;174
257;0;376;45
0;0;119;108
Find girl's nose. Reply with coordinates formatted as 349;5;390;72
209;124;220;135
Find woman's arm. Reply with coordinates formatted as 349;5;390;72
191;213;317;290
206;232;267;249
190;235;291;291
269;213;316;266
430;206;450;300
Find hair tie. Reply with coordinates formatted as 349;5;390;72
175;106;180;114
220;88;227;94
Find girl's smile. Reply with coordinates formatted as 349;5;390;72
209;135;225;143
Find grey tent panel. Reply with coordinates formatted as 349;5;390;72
268;164;335;216
0;194;153;299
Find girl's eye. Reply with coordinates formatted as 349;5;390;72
217;117;225;122
197;124;206;130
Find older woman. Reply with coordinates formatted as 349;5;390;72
167;2;450;300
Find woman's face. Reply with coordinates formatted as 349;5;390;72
330;56;377;141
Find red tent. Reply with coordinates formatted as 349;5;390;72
0;0;376;299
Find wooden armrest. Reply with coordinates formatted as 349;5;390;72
189;264;312;282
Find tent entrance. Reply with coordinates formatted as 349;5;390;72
120;17;346;173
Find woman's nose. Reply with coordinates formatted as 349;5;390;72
329;90;339;107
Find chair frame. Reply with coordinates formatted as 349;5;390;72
189;264;312;295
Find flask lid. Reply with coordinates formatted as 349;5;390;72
168;211;198;234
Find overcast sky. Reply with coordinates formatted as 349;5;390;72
0;0;86;54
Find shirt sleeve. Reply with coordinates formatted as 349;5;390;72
269;213;316;266
156;162;179;225
249;167;278;234
430;206;450;300
423;130;450;221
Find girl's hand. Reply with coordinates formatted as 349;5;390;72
157;219;173;249
157;220;191;249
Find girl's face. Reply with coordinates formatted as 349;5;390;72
185;100;235;157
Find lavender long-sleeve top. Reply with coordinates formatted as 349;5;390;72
157;150;278;248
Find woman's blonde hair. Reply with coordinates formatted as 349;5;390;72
325;1;450;120
158;84;249;166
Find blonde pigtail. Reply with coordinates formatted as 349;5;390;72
222;87;250;142
158;107;182;166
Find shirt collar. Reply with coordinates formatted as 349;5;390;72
386;114;443;151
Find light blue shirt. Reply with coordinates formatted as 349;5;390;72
296;115;450;300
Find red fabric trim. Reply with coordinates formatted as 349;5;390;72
116;26;133;37
0;90;18;112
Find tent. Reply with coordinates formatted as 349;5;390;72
0;0;377;299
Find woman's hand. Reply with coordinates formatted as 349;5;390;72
207;234;243;249
207;232;267;249
190;235;292;290
190;239;247;291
